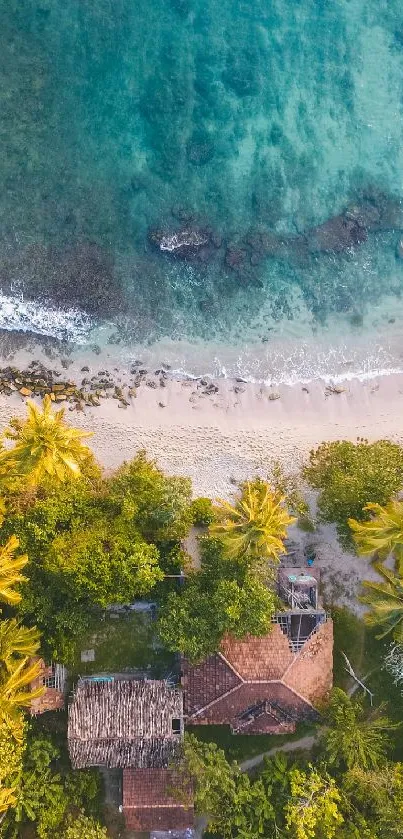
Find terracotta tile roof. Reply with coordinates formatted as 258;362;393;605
182;653;240;716
123;769;194;832
183;620;333;733
220;624;294;680
189;681;310;727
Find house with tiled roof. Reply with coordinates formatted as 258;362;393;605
123;769;194;834
67;677;194;836
182;569;333;734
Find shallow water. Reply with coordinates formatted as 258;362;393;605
2;0;403;380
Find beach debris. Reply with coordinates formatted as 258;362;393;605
397;238;403;259
158;402;166;408
302;386;309;393
325;384;346;396
268;391;281;401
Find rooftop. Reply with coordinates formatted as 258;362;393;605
68;679;184;769
123;769;194;833
183;616;333;733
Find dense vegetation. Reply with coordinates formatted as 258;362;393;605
1;400;403;836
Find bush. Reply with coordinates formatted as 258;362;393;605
303;439;403;545
191;497;215;526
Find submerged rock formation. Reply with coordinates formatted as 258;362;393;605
148;228;219;264
306;213;367;253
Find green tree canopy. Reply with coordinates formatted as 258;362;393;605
340;763;403;839
108;451;193;542
303;440;403;543
44;518;163;607
285;765;343;839
158;538;276;662
322;688;395;771
0;453;194;661
3;731;101;839
61;812;108;839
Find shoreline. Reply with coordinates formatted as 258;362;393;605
0;352;403;497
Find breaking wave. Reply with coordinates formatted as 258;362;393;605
0;294;91;342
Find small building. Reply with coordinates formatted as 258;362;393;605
67;677;193;836
29;658;67;715
68;678;184;769
123;769;194;834
182;568;333;735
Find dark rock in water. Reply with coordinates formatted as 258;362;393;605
149;228;210;255
0;241;120;318
306;214;367;253
225;245;247;271
211;232;223;249
350;190;403;232
186;134;215;166
246;230;310;267
344;201;381;230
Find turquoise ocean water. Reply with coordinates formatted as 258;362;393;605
2;0;403;381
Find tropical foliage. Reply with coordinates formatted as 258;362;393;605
285;765;343;839
183;735;345;839
361;567;403;642
61;812;108;839
210;478;295;570
304;439;403;543
0;395;93;485
0;536;28;608
158;537;276;661
3;731;101;838
349;499;403;571
322;688;394;771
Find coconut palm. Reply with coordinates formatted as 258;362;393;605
0;395;93;485
361;566;403;643
0;657;43;743
210;479;296;566
349;500;403;572
0;620;40;672
0;535;28;608
0;785;17;815
323;688;395;771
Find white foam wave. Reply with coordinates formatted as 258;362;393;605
0;294;91;342
167;344;403;386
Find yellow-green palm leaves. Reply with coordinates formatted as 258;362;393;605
349;500;403;572
210;479;295;565
0;536;28;608
0;620;40;671
0;395;93;485
0;656;43;743
361;566;403;643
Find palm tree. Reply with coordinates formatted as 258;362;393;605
0;657;43;743
322;688;395;771
0;536;28;608
0;395;93;485
0;620;40;672
0;785;17;815
210;479;295;566
349;500;403;572
361;566;403;643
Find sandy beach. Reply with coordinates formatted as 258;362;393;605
0;352;403;499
